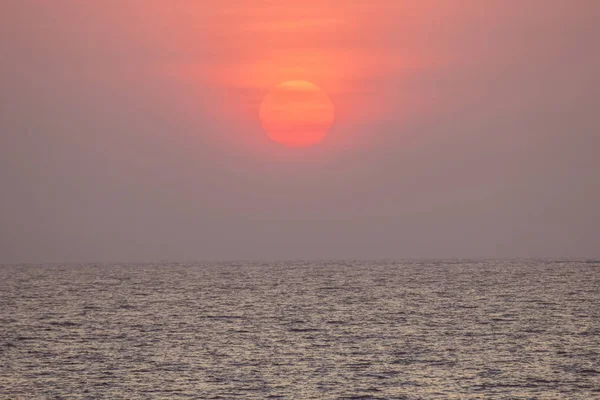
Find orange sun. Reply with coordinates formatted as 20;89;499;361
259;81;335;147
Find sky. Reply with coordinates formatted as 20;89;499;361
1;0;599;263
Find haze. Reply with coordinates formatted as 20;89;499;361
1;1;599;263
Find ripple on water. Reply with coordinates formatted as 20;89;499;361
0;260;599;399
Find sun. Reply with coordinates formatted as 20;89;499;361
259;81;335;147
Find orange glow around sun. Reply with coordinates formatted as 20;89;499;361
146;1;419;149
259;81;335;147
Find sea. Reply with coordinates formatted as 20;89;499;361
1;260;599;399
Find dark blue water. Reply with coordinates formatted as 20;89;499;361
1;261;599;399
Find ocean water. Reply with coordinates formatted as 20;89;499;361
1;261;599;399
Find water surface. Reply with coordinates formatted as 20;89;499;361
1;261;599;399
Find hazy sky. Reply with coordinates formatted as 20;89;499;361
1;1;599;263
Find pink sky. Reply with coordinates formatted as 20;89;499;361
1;1;599;262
